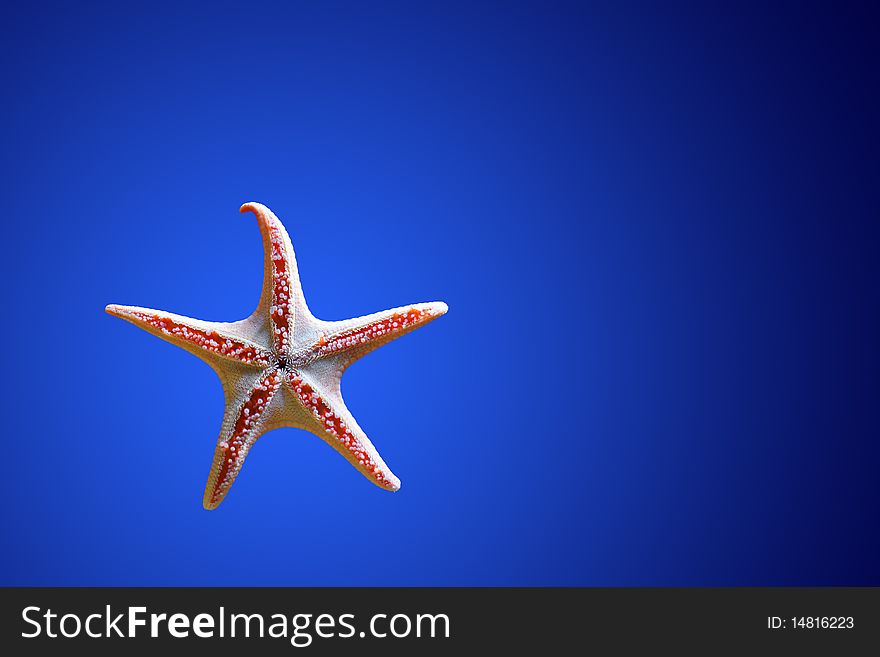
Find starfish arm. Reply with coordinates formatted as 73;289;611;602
203;369;283;509
285;372;401;491
105;304;272;367
240;202;310;355
313;301;448;369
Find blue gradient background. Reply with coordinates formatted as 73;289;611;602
1;2;877;585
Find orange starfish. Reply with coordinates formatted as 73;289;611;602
107;202;447;509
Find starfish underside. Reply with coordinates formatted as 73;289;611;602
107;202;447;509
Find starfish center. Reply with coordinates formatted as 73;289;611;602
282;344;318;370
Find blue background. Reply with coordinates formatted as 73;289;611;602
1;2;877;585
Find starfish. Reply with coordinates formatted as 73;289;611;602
106;202;447;509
